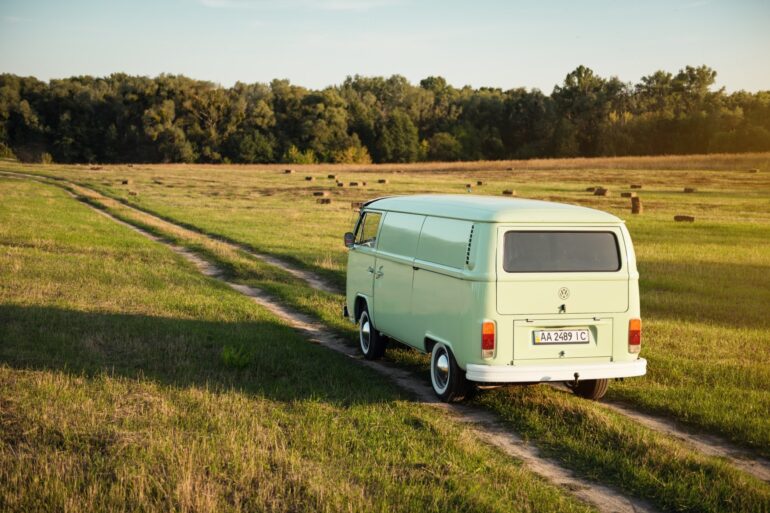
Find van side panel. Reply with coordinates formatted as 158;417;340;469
416;217;474;269
373;212;425;344
411;267;474;353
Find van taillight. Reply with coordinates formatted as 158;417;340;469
482;321;495;359
628;319;642;353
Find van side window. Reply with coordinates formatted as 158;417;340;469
355;212;382;247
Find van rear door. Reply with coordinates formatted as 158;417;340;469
496;226;628;360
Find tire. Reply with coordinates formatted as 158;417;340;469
567;378;609;400
358;308;386;360
430;342;472;402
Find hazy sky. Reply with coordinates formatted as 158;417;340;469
1;0;768;92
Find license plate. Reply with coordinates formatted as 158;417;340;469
533;329;590;345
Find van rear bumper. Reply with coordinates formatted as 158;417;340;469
465;358;646;383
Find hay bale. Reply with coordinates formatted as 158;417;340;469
305;176;315;181
316;198;332;205
349;182;359;187
378;179;388;184
337;182;345;187
328;174;337;179
674;215;695;222
361;181;367;186
121;179;130;185
502;189;515;196
593;187;609;196
630;184;642;189
127;164;134;168
631;197;643;214
465;183;473;188
748;168;759;173
506;167;514;171
683;187;697;193
351;201;364;209
477;180;484;186
284;169;294;174
585;187;596;192
128;191;137;196
312;191;328;197
620;192;636;198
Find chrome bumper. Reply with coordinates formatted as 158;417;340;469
465;358;646;383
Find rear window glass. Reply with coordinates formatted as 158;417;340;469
503;231;620;272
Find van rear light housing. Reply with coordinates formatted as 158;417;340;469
482;321;495;359
628;318;642;353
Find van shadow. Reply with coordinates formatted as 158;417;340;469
0;304;396;406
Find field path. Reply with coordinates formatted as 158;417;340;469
0;171;660;513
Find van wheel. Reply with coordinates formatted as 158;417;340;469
567;378;609;400
430;343;472;402
358;308;386;360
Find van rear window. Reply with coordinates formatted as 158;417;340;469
503;231;620;272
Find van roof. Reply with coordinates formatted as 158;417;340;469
366;194;622;223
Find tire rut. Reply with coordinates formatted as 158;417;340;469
18;173;658;513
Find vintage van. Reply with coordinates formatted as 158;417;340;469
344;195;646;402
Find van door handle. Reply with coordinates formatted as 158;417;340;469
367;266;375;274
374;266;384;279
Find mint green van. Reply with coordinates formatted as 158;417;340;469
344;195;646;402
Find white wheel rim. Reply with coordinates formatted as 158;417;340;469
359;312;371;354
431;344;450;394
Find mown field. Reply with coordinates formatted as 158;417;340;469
2;152;770;512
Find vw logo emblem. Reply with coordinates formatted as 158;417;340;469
558;287;570;300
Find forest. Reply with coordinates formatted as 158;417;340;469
1;65;769;164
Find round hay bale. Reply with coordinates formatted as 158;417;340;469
683;187;696;193
748;168;759;173
631;197;643;214
284;169;294;174
361;181;367;186
585;187;596;192
630;184;642;189
502;189;515;196
312;191;328;197
593;187;609;196
327;174;337;179
316;198;332;205
128;191;137;196
305;176;315;181
378;179;389;184
506;167;514;171
620;192;636;198
337;182;345;187
674;215;695;222
349;182;359;187
477;180;484;186
121;179;130;185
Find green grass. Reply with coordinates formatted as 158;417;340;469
3;156;770;512
0;178;593;513
9;157;768;454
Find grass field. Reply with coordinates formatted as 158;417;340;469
2;153;770;512
0;178;595;513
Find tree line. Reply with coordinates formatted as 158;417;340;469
1;65;768;164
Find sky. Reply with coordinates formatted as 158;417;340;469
1;0;769;92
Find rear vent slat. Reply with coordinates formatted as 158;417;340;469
465;224;475;265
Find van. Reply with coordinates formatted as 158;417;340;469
343;195;646;402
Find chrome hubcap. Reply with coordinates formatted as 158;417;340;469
360;316;371;353
434;349;449;389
